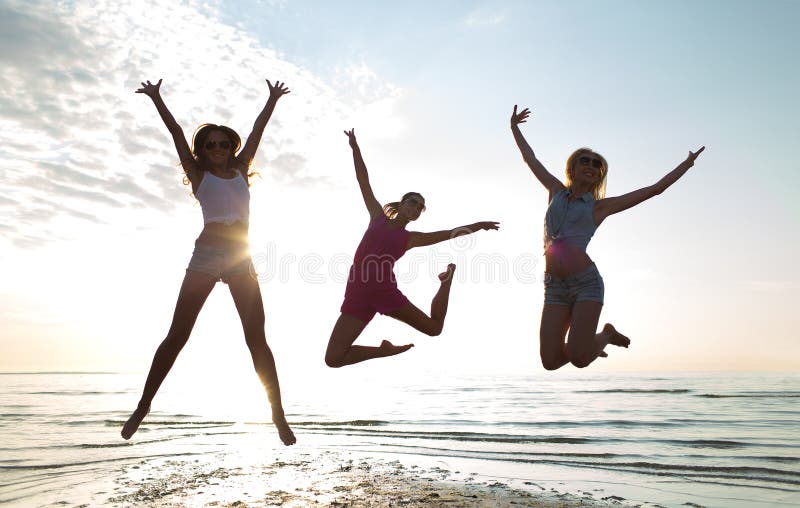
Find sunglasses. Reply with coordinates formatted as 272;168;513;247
578;156;603;169
204;140;232;150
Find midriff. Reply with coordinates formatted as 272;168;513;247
196;221;249;248
545;240;593;278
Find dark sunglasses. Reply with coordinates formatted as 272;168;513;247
204;140;232;150
578;156;603;169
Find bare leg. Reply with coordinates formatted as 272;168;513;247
227;273;295;446
386;263;456;336
325;314;413;368
539;303;571;370
431;263;456;324
566;301;619;368
122;271;217;439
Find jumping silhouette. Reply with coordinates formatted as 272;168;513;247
121;78;296;445
324;129;499;368
510;105;704;370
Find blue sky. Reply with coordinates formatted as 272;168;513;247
0;0;798;374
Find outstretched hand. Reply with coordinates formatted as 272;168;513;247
267;80;290;100
135;79;162;98
685;146;705;166
511;105;530;126
343;128;358;149
475;221;500;231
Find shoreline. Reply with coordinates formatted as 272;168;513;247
106;449;617;507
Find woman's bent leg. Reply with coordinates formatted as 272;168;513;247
385;263;455;336
227;273;296;446
325;314;412;367
121;271;217;439
566;301;606;368
539;304;572;370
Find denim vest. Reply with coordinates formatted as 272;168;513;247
544;189;597;252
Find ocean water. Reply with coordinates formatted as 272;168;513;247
0;371;798;507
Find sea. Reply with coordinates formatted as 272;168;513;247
1;371;798;507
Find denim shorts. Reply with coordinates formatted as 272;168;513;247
544;263;604;305
186;240;253;283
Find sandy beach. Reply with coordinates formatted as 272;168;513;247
107;449;612;507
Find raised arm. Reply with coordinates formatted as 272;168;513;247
236;80;290;169
344;129;382;218
595;146;705;223
510;105;565;196
136;79;197;177
407;221;500;250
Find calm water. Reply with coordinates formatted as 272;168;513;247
0;372;798;507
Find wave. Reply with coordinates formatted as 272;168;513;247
695;392;800;398
0;451;207;472
102;419;236;426
604;461;799;477
291;424;795;450
660;439;748;449
504;419;682;428
369;446;800;491
288;420;388;427
575;389;692;394
294;426;598;444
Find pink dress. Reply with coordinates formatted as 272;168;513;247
340;215;410;323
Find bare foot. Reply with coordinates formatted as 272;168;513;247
378;339;414;358
272;411;296;446
121;403;150;440
438;263;456;283
603;323;630;348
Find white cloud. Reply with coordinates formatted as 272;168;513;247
464;6;506;27
0;0;403;249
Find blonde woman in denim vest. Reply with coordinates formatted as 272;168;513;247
510;105;704;370
121;79;295;446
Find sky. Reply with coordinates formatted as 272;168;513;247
1;0;798;379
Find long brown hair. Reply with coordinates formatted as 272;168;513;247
565;147;608;200
383;192;426;219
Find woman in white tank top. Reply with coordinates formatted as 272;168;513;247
121;78;296;446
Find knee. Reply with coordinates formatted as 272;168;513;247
244;331;267;350
425;322;443;337
325;352;344;368
567;344;594;369
161;332;189;352
570;356;593;369
540;354;564;371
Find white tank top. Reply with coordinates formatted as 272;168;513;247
195;171;250;225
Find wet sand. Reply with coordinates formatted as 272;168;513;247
107;450;614;507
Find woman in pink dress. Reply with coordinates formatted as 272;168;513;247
325;129;499;368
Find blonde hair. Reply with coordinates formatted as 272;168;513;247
383;192;426;219
565;147;608;200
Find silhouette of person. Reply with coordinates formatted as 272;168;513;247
324;129;499;368
510;105;705;370
121;78;296;446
